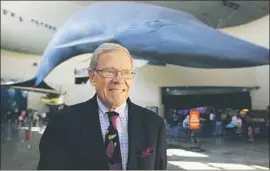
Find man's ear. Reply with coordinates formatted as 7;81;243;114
88;70;96;86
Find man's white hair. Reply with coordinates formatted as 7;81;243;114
89;43;133;70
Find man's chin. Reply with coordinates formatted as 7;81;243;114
108;100;126;109
111;102;123;108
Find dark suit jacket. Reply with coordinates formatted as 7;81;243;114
37;95;167;170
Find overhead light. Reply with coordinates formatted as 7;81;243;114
2;9;8;15
10;12;15;17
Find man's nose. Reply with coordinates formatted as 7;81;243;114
112;72;124;82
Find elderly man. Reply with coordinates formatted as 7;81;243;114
37;43;167;170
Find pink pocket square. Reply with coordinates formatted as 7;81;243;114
140;147;153;157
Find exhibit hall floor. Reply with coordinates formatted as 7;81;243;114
1;123;269;170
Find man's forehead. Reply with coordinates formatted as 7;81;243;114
99;48;131;59
97;50;133;67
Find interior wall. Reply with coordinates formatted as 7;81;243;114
1;15;269;117
219;15;269;110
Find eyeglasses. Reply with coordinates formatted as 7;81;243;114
94;68;135;79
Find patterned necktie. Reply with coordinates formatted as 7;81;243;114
105;111;123;170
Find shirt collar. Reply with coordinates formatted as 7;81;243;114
97;96;127;118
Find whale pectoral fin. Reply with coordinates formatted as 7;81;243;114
54;34;115;49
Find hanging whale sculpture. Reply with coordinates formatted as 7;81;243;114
2;1;269;90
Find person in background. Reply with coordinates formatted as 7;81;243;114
7;111;12;123
171;110;179;127
242;111;253;141
221;110;229;137
40;112;47;128
248;126;254;142
33;111;39;127
183;115;190;137
265;106;269;137
208;109;216;136
18;110;26;128
12;107;20;123
236;114;243;136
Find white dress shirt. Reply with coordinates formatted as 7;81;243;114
97;96;129;170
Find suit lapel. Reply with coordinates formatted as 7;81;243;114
78;96;145;170
126;99;144;170
79;95;108;169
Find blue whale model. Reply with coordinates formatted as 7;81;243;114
2;1;269;90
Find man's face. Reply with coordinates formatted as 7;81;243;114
89;48;133;109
